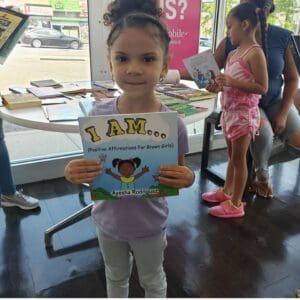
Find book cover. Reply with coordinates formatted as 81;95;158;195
0;7;29;64
155;92;186;106
168;103;208;117
78;112;179;200
45;103;83;122
183;49;220;89
79;97;116;116
9;86;28;94
79;98;96;116
30;79;62;88
27;86;63;99
1;92;41;109
164;89;215;102
41;98;66;105
156;83;216;102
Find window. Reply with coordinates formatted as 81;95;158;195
0;0;90;184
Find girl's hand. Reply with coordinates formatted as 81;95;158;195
206;81;223;93
157;165;195;189
64;159;102;184
272;111;288;136
216;73;234;87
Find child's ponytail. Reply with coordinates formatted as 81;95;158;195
257;9;268;59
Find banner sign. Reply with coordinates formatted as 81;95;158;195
160;0;201;71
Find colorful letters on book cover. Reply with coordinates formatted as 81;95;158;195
78;112;179;200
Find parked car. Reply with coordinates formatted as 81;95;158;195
21;28;82;49
199;37;212;52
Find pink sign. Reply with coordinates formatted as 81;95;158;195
160;0;201;71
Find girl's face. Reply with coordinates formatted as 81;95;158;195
226;15;243;45
108;26;168;98
119;162;135;178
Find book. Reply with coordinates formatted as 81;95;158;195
78;112;179;200
79;98;96;116
79;97;115;116
155;91;186;106
27;86;63;99
183;49;220;89
30;79;62;88
1;92;41;109
0;7;29;64
156;83;216;102
9;86;28;94
167;103;208;117
164;89;215;102
44;103;83;122
93;80;119;90
41;98;66;105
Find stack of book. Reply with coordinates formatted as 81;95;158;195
1;93;41;109
156;83;215;102
26;86;64;99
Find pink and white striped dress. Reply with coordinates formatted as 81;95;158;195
220;44;262;141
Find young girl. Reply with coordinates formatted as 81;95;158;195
202;2;268;218
64;0;195;297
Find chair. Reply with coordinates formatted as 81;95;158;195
44;184;92;248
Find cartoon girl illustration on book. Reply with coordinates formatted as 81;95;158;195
105;157;149;191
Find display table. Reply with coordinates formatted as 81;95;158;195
0;80;216;249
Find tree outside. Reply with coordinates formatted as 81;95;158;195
200;0;300;39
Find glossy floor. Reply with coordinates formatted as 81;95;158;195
0;151;300;297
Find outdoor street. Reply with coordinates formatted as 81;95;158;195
1;43;90;133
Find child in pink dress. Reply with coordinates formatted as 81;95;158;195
202;2;268;218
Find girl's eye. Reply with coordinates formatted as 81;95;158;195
144;56;156;63
115;55;127;62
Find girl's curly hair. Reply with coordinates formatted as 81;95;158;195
103;0;170;57
103;0;163;26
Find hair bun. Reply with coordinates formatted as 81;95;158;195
104;0;163;26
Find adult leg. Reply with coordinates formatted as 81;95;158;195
130;231;167;298
97;229;133;298
250;111;274;197
268;105;300;165
294;88;300;113
0;118;16;195
0;118;39;209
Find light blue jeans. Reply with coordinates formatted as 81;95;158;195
251;103;300;179
0;118;16;195
97;229;167;298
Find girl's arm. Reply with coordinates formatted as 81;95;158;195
157;155;195;188
216;48;268;95
65;159;101;184
272;45;299;135
105;168;121;181
134;166;149;180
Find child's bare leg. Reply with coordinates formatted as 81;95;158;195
223;138;233;196
230;135;251;207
